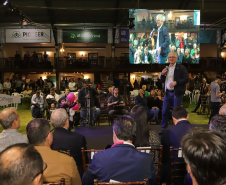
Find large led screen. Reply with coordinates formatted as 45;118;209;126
129;9;200;64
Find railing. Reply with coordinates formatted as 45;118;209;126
0;57;226;72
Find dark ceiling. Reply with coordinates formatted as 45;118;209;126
0;0;226;28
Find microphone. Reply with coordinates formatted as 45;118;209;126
150;28;155;38
165;66;169;75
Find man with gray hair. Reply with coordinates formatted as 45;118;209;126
50;108;87;178
155;14;170;64
0;107;27;152
82;115;156;185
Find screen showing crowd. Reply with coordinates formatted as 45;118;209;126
129;9;200;64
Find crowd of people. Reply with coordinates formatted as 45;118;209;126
130;14;200;64
0;103;226;185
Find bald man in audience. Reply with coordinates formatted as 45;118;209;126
219;103;226;115
26;118;81;185
0;107;27;152
182;128;226;185
209;114;226;138
0;143;44;185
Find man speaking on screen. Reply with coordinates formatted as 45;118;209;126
156;14;170;64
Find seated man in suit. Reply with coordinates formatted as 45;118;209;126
82;115;156;185
0;143;44;185
141;48;154;64
182;128;226;185
26;118;82;185
161;106;193;185
50;108;87;178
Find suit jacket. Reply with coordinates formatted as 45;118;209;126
161;120;193;184
51;127;87;178
35;146;82;185
82;144;157;185
161;64;189;96
158;25;170;57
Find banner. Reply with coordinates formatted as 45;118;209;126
119;29;129;43
0;94;21;106
6;29;51;43
63;29;108;43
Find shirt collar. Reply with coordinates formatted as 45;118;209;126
111;142;135;148
2;129;19;133
169;63;176;68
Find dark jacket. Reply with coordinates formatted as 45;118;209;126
82;144;157;185
135;94;148;108
161;120;193;185
51;127;87;178
161;64;189;96
141;52;154;64
78;87;97;108
158;25;170;57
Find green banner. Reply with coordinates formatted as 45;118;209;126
63;29;108;43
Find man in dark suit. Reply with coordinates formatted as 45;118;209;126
82;115;156;185
156;14;170;64
161;51;189;129
161;106;193;185
50;108;87;178
141;48;154;64
129;41;136;64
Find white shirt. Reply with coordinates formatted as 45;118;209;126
3;81;11;89
46;93;60;102
69;82;76;91
165;63;176;91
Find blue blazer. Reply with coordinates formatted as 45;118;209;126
161;64;189;96
161;120;194;184
51;127;87;178
82;144;157;185
158;25;170;57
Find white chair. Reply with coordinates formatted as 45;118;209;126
12;93;20;109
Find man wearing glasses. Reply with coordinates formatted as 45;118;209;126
0;143;44;185
26;118;82;185
161;51;189;129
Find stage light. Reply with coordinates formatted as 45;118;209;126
3;0;8;6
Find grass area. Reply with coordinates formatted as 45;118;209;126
0;102;209;134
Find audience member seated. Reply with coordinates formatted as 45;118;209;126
50;109;87;178
0;108;28;152
161;106;193;185
82;115;157;185
0;143;44;185
22;86;32;97
31;91;44;118
58;87;70;104
182;49;192;64
147;90;161;123
181;128;226;185
3;78;11;94
107;87;129;123
107;87;114;99
68;78;76;92
46;87;60;103
26;118;82;185
135;89;153;120
142;85;149;97
176;48;183;64
130;105;160;147
209;114;226;138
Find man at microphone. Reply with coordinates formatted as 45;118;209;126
161;51;189;129
156;14;170;64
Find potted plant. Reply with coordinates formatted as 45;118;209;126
22;97;31;110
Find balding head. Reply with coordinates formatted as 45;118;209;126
0;143;43;185
50;108;69;128
219;104;226;115
0;107;20;129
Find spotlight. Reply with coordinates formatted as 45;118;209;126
129;18;135;29
3;0;8;6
